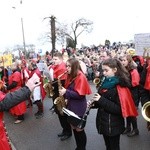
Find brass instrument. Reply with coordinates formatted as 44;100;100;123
93;78;100;86
43;82;54;98
54;71;68;115
93;77;105;89
141;101;150;122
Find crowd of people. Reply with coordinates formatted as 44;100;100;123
0;45;150;150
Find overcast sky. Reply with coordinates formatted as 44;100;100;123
0;0;150;51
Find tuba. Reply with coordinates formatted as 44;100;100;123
54;71;68;115
141;101;150;122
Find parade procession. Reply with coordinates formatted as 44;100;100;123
0;44;150;150
1;0;150;150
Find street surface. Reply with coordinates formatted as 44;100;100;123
4;82;150;150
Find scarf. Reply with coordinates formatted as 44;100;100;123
101;76;119;89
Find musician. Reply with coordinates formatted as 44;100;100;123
90;58;138;150
0;75;41;150
59;58;92;150
28;60;46;119
120;54;140;137
50;52;72;141
139;58;150;130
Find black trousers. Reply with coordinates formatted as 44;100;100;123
103;134;120;150
58;113;72;135
126;116;138;130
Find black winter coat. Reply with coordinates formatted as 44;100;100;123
94;86;125;136
0;86;31;111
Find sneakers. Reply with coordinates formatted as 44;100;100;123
14;120;23;124
34;111;44;119
57;132;65;137
57;132;72;141
60;134;72;141
127;129;139;137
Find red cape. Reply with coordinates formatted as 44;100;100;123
0;92;12;150
117;85;138;118
65;71;92;95
144;65;150;90
130;69;140;87
50;62;67;79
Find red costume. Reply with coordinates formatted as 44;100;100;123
0;92;12;150
65;71;92;95
8;71;26;116
144;62;150;90
117;85;138;118
50;62;67;79
130;69;140;87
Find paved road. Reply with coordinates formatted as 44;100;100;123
4;82;150;150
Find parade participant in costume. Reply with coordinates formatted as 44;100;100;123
120;54;140;137
21;59;32;107
0;75;41;150
28;60;46;119
132;55;145;75
0;66;8;80
89;58;138;150
140;58;150;130
21;59;30;86
6;62;27;124
49;52;72;141
59;58;92;150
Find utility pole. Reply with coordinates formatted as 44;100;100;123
21;17;26;58
50;15;56;57
20;0;27;58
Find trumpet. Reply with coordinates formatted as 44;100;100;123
141;101;150;122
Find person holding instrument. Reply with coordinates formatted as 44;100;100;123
89;58;138;150
0;75;41;150
49;52;72;141
59;58;92;150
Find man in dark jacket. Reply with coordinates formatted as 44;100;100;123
0;74;40;111
0;75;40;150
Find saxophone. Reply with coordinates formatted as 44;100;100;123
54;71;67;115
43;81;54;98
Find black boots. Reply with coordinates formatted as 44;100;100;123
127;129;139;137
122;128;131;134
73;129;86;150
34;100;44;119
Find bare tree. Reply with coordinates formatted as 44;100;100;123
57;18;93;49
41;17;93;50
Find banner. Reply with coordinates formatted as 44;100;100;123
0;54;12;67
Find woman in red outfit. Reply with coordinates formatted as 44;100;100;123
7;62;26;124
120;54;140;137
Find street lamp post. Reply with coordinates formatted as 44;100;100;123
12;0;27;58
21;17;26;58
